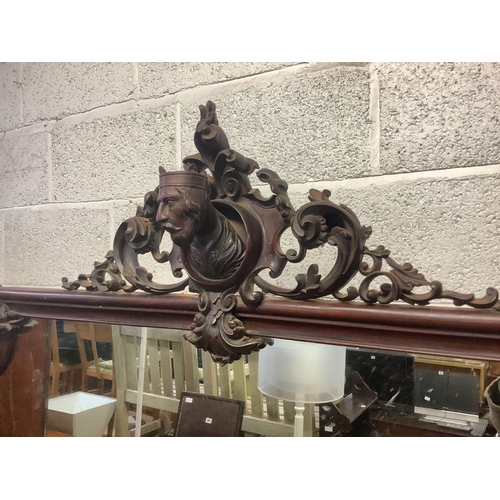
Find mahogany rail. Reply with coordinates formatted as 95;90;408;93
1;286;500;362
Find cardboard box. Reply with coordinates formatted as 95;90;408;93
47;392;116;437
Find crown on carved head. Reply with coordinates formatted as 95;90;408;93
159;166;208;190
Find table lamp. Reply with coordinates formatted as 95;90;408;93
257;338;346;437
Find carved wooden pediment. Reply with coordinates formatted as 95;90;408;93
63;101;499;364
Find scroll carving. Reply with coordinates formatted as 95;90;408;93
0;301;37;376
63;101;500;364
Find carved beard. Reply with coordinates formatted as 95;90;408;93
169;207;203;248
169;216;199;248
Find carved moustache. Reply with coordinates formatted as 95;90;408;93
161;222;182;232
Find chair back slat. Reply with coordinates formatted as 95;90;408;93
231;357;247;406
75;322;94;371
112;325;128;437
265;396;281;421
303;404;316;436
124;333;140;390
89;325;101;376
64;321;77;333
92;323;113;343
74;321;92;341
218;364;232;399
171;341;185;397
247;352;263;418
283;400;296;425
182;340;199;392
74;322;115;397
147;338;162;396
201;350;218;396
159;341;174;397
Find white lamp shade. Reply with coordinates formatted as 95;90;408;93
258;339;346;404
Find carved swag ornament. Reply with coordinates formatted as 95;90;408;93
63;102;500;364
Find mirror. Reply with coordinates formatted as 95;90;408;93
41;318;500;437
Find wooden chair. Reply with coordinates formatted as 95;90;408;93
201;350;316;437
112;325;316;437
49;320;82;398
112;326;197;437
74;322;115;397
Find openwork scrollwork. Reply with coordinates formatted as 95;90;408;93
348;245;499;309
63;101;500;363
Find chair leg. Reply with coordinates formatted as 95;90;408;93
160;410;172;435
81;374;88;392
114;399;129;437
51;371;60;398
107;412;115;437
68;371;75;393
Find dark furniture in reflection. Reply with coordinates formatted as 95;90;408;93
345;348;415;408
370;409;489;437
413;356;486;415
325;349;489;437
319;371;378;437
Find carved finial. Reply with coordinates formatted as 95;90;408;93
193;101;230;171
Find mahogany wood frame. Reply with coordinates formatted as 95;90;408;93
1;286;499;362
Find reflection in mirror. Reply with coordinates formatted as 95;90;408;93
47;320;115;437
341;348;493;437
44;320;500;437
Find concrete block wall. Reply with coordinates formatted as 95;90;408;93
0;62;499;299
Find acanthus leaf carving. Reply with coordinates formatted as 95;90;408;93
186;290;271;365
62;250;136;293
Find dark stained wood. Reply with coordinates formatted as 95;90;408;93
237;298;500;362
0;319;49;436
58;101;499;364
0;288;199;329
0;286;499;362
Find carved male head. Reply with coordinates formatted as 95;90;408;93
156;167;210;248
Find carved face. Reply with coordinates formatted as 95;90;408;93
156;186;205;247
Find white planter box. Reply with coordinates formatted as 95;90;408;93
47;392;116;437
